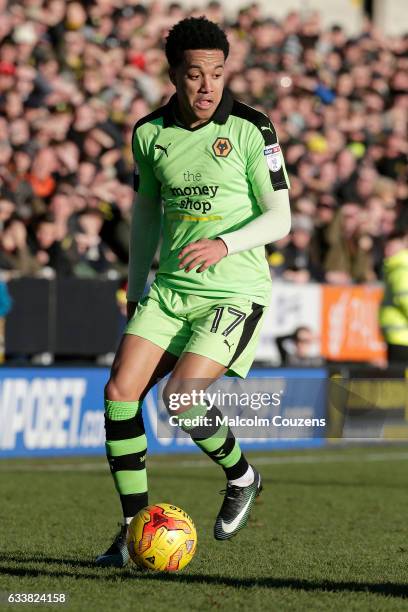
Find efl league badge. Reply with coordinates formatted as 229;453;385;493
264;144;281;172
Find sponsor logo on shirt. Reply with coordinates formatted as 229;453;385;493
264;144;282;172
169;184;219;215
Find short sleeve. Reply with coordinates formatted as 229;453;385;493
132;126;161;200
246;118;290;200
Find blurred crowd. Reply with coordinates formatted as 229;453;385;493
0;0;407;285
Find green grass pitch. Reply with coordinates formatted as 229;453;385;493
0;445;407;611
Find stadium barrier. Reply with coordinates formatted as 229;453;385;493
327;365;408;440
1;365;406;458
0;367;328;458
5;278;386;363
259;282;386;363
5;277;121;357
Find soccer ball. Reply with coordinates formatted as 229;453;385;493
127;503;197;571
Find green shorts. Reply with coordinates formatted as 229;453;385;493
125;282;267;378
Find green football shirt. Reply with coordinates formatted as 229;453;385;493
132;89;289;306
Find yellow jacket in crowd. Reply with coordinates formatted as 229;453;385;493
380;248;408;347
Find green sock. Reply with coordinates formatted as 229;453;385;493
104;399;148;518
176;402;249;480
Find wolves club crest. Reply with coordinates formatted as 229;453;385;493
212;138;233;158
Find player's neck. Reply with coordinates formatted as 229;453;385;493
174;102;212;129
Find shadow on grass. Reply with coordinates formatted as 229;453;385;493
0;554;407;598
262;477;405;490
152;472;405;491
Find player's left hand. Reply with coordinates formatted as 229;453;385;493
178;238;228;273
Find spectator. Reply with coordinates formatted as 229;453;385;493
376;135;406;181
0;279;12;363
0;1;405;285
100;183;133;264
324;203;375;283
73;208;115;277
379;231;408;364
29;213;73;275
310;194;338;264
0;197;15;231
268;214;324;282
26;147;57;200
49;192;76;241
0;218;41;277
276;326;323;366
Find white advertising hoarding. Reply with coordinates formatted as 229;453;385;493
256;282;322;363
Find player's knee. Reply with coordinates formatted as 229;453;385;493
104;380;118;401
104;378;134;402
162;380;197;415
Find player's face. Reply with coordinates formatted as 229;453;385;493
170;49;225;128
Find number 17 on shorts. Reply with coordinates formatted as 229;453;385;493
186;300;265;378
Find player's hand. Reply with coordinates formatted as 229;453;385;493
178;238;228;273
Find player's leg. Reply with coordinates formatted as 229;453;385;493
162;350;262;541
164;352;251;480
96;335;178;567
173;298;266;539
105;335;178;520
97;286;189;567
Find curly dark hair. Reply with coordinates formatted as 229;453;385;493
165;17;229;68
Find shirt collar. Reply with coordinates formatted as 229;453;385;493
163;89;234;129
